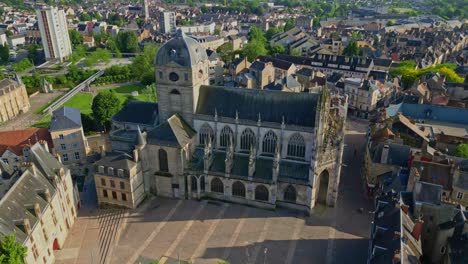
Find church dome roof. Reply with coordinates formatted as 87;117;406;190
155;30;208;67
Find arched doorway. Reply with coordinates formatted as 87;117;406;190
317;170;329;205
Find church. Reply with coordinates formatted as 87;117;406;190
118;31;348;213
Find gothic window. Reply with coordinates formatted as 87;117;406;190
240;128;256;151
220;125;234;148
211;178;224;193
170;89;181;95
255;185;269;201
284;185;297;202
232;181;246;198
158;149;168;172
199;123;214;145
287;133;306;158
191;176;197;191
262;130;278;154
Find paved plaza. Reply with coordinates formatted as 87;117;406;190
56;119;372;264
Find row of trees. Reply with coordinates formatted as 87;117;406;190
391;61;464;88
69;30;139;55
216;24;296;63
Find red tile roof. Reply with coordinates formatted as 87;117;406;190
0;128;53;156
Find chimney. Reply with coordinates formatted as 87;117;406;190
381;145;390;164
39;140;49;152
412;219;424;241
55;153;62;163
133;148;139;163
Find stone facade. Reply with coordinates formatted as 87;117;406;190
120;31;347;214
50;127;88;164
0;143;78;264
94;151;145;209
0;78;30;123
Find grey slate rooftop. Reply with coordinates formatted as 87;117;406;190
147;114;196;148
112;101;158;126
49;106;82;131
155;30;208;67
196;86;321;127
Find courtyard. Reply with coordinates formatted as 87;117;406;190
56;118;371;264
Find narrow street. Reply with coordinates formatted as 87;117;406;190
330;117;373;263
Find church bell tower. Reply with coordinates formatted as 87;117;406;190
154;30;210;125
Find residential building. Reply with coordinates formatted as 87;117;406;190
296;16;314;30
160;11;176;34
0;78;30;122
94;151;144;209
246;60;275;89
178;22;216;35
0;128;53;171
37;6;72;62
0;143;78;264
363;142;411;196
49;107;89;164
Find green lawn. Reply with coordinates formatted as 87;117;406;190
31;83;156;129
63;93;93;114
98;83;157;103
32;115;51;128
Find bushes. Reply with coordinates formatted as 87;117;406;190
94;65;134;85
12;58;34;73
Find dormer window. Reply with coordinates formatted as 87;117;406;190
98;166;104;174
108;167;114;176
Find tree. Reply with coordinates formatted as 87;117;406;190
12;58;33;73
27;44;39;64
242;40;268;61
79;13;91;22
386;20;396;26
216;42;234;63
265;27;281;40
0;44;9;64
93;12;102;21
284;18;296;31
131;43;159;84
116;31;139;53
0;233;27;264
248;26;266;43
69;30;83;46
343;41;360;56
270;45;285;55
290;49;301;56
92;92;121;127
456;144;468;158
4;30;13;38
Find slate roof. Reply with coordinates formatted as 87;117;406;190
0;143;67;243
257;56;294;71
155;30;208;67
112;101;158;126
147;114;196;148
0;128;53;156
196;86;321;127
386;103;468;125
297;67;314;77
95;152;136;171
49;107;82;131
371;142;411;167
